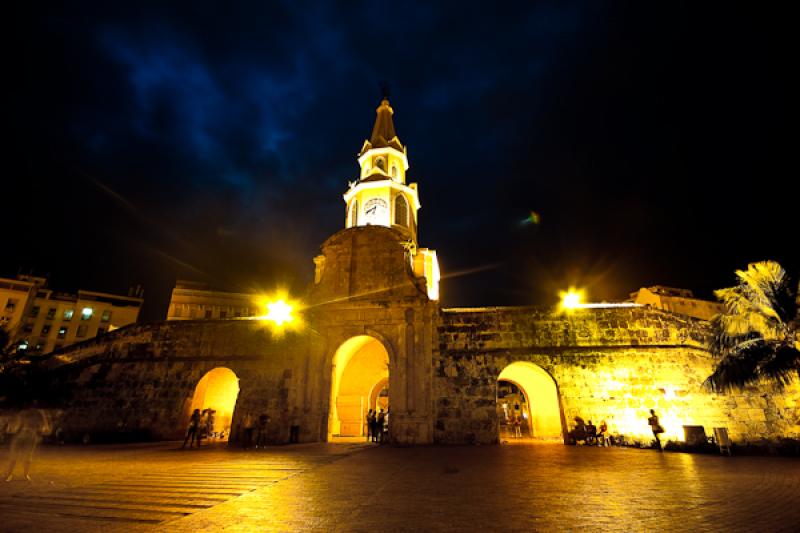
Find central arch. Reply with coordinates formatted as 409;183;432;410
328;335;390;440
497;362;563;442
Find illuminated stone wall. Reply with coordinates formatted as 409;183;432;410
36;320;331;444
434;307;800;445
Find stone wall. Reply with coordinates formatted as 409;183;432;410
434;306;800;445
38;319;329;444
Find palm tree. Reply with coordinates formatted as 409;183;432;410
706;261;799;391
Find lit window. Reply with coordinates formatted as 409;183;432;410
41;324;51;335
18;341;28;351
30;306;40;317
81;307;93;320
46;308;56;320
101;310;111;322
57;327;68;339
76;325;88;337
394;195;409;227
63;309;74;321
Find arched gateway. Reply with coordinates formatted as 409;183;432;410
329;336;390;440
497;362;564;441
187;367;240;442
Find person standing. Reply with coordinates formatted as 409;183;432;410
182;409;202;449
366;409;375;442
256;413;270;448
4;404;50;482
196;409;209;447
648;409;665;451
241;412;255;448
376;409;386;443
289;407;301;444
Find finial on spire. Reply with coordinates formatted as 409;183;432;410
379;80;391;100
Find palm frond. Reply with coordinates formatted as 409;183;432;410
705;339;771;391
707;260;799;391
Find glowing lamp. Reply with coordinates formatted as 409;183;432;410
559;288;585;311
265;300;293;326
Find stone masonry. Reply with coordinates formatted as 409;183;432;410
24;226;800;447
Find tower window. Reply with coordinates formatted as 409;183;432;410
394;195;409;227
349;199;359;226
391;165;398;178
375;157;386;171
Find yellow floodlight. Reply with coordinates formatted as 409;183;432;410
559;288;585;311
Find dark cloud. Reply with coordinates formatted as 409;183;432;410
6;1;796;320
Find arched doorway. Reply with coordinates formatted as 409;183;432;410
188;367;240;442
497;362;563;442
329;336;389;440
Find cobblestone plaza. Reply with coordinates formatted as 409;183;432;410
2;442;799;532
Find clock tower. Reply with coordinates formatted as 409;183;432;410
343;98;421;245
312;97;440;301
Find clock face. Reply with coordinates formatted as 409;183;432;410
363;198;387;224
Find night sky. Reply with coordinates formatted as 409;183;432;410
7;2;797;321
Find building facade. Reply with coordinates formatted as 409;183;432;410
22;98;799;447
1;274;143;356
166;280;258;321
630;286;723;321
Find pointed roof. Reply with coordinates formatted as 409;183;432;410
360;98;404;156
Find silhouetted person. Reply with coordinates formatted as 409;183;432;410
241;413;255;448
367;409;377;442
598;420;610;446
256;413;270;448
513;415;522;438
289;407;301;444
196;409;210;446
5;405;50;481
648;409;664;451
586;420;597;443
182;409;201;449
376;409;386;443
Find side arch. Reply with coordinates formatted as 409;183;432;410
185;367;241;442
497;361;564;441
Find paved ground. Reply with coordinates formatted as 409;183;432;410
1;441;799;532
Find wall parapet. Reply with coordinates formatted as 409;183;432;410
439;305;711;354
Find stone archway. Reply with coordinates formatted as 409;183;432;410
328;336;390;440
497;362;563;441
188;367;240;442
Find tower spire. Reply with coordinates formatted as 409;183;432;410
362;98;404;155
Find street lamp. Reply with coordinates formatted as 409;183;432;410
265;300;293;326
559;288;585;311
